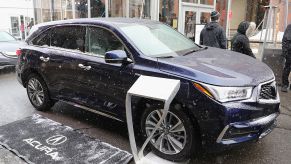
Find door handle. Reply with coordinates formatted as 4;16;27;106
78;63;91;70
39;56;50;62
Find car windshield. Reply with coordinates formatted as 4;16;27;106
120;24;200;58
0;32;16;42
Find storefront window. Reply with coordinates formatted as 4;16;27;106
52;0;62;21
229;0;269;37
129;0;151;19
109;0;126;17
75;0;88;18
159;0;179;30
42;0;51;22
91;0;105;17
62;0;73;19
33;0;42;24
200;0;214;5
200;12;210;24
10;17;20;37
184;11;196;39
216;0;228;31
182;0;198;3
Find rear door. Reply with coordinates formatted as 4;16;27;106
47;25;86;101
25;29;55;92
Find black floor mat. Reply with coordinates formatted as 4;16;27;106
0;114;132;164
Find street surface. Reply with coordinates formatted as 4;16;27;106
0;71;291;164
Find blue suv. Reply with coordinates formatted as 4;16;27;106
16;18;280;162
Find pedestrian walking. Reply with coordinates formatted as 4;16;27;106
200;11;227;49
281;24;291;92
231;21;256;58
20;21;25;40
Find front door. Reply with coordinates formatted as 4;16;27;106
73;26;135;117
179;6;213;43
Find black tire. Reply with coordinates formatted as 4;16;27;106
140;104;199;162
26;73;53;111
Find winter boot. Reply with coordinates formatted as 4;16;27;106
281;85;288;92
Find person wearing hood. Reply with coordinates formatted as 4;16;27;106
231;21;256;58
200;11;227;49
281;24;291;92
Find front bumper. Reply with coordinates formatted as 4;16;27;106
216;112;279;145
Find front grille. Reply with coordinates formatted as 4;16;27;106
259;81;277;100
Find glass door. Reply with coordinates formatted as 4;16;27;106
184;10;197;40
181;6;212;43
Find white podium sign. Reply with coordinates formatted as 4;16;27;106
126;75;181;164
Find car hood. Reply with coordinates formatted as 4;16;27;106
157;47;274;86
0;41;23;57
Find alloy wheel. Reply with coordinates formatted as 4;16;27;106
27;78;44;106
145;109;187;155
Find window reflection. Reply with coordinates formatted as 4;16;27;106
52;0;62;21
184;11;196;39
91;0;105;17
42;0;51;22
200;0;214;5
200;12;210;24
159;0;179;30
109;0;126;17
62;0;73;20
216;0;228;30
75;0;88;18
182;0;198;3
129;0;151;19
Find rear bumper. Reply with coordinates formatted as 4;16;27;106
216;113;278;145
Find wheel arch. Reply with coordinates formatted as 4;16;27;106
133;97;202;141
22;68;46;88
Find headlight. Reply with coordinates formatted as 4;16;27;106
194;83;253;102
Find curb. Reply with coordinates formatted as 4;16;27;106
0;66;15;75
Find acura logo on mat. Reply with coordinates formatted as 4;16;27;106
46;135;67;146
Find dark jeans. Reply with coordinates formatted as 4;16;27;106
282;58;291;86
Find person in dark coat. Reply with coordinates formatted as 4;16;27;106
231;21;256;58
281;24;291;92
200;11;227;49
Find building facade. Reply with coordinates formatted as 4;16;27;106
32;0;290;41
0;0;34;39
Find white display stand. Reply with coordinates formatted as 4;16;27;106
126;75;182;164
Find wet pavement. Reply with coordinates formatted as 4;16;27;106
0;71;291;164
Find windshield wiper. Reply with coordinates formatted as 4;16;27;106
183;47;208;56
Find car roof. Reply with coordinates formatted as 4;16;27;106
33;18;160;29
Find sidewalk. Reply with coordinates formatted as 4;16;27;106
277;87;291;131
0;146;25;164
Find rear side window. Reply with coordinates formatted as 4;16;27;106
51;26;86;52
85;27;124;56
31;29;51;46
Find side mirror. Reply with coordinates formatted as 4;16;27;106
105;50;128;64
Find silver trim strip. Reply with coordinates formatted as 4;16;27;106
60;100;124;122
216;113;279;143
216;125;230;143
234;113;278;127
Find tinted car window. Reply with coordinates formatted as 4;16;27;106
51;26;86;52
31;29;51;46
85;27;124;56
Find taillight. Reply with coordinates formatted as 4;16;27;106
16;49;22;56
